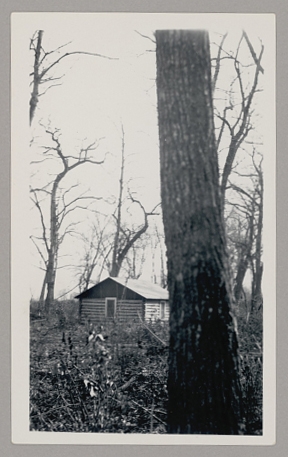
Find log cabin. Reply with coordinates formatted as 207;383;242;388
75;276;169;324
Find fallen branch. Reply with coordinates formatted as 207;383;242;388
252;334;262;352
118;375;137;392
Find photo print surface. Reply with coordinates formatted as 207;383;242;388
11;12;276;445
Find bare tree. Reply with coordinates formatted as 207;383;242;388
29;30;117;125
212;31;264;209
226;150;263;312
156;29;243;434
250;153;263;311
122;231;151;280
71;126;160;289
108;126;160;278
109;194;160;278
149;221;167;287
30;126;105;313
226;207;254;304
210;31;264;317
76;215;111;292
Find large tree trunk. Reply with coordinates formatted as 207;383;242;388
156;30;243;434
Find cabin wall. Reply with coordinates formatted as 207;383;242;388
80;298;105;323
144;300;169;322
117;300;144;321
80;298;144;323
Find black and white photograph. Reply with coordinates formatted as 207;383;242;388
11;12;276;445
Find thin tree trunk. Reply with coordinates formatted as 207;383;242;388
30;30;43;125
39;269;47;312
234;215;254;302
111;127;125;277
252;173;263;310
234;256;248;302
32;129;104;313
156;226;167;288
156;29;243;434
45;178;60;313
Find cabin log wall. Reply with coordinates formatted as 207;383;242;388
145;301;169;322
80;298;144;323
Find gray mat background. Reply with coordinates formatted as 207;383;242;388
1;1;287;455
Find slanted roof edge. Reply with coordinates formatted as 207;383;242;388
75;276;169;300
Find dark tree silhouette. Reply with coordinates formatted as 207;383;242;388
30;126;104;313
156;29;244;434
108;126;160;278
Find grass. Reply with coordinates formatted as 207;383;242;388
30;299;262;434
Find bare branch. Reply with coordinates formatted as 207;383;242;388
31;124;105;308
30;30;118;124
55;284;79;300
30;189;49;254
38;82;63;97
212;32;228;94
243;31;264;74
228;181;259;206
30;235;47;266
220;34;264;206
134;30;156;44
39;50;118;80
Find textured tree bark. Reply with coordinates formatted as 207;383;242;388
156;30;244;434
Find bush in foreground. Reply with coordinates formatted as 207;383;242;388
30;301;262;434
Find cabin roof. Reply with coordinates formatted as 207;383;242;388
75;276;169;300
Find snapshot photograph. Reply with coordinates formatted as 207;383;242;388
11;12;276;445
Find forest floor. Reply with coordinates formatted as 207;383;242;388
29;300;263;434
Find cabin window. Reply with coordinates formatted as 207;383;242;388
160;301;166;319
105;298;117;318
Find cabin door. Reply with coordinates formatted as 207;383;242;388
106;298;116;318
